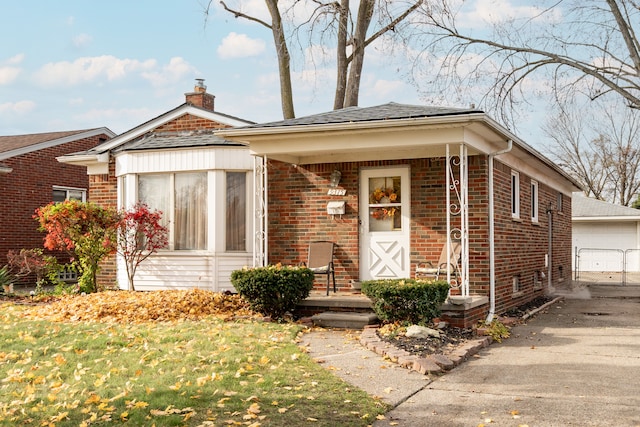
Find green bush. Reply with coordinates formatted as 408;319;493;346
230;265;315;320
361;279;450;325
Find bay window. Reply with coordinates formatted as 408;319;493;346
138;172;207;250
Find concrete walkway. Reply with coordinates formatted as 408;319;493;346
302;284;640;426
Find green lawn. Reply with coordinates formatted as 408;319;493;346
0;298;387;426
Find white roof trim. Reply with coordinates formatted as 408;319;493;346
90;105;253;154
573;216;640;222
0;127;116;161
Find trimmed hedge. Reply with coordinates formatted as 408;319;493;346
361;279;450;325
230;265;314;320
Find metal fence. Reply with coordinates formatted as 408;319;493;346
575;248;640;285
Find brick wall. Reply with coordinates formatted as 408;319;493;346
90;159;119;288
266;155;572;316
153;114;231;133
0;133;109;276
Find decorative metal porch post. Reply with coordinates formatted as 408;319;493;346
446;144;469;296
253;155;268;267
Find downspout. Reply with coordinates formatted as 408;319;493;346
486;139;513;323
547;205;553;291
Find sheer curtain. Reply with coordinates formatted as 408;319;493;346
226;172;246;251
138;174;170;229
175;172;207;250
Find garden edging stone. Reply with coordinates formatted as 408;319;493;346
359;325;492;375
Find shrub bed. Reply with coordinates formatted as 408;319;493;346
361;278;450;325
231;264;314;320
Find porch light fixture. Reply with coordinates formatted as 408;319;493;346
329;169;342;187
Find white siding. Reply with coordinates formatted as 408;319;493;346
117;252;251;292
115;147;253;176
114;146;254;292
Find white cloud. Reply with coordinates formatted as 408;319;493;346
34;55;157;86
370;79;406;98
73;107;158;133
0;100;36;114
141;57;197;87
459;0;562;27
6;54;24;65
69;97;84;105
217;32;266;59
73;33;93;48
0;66;21;85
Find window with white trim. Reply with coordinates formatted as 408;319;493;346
557;192;563;212
511;170;520;219
531;180;539;223
138;172;208;250
513;275;521;293
53;186;86;202
226;172;247;251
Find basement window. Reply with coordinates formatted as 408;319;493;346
513;275;521;294
53;186;86;202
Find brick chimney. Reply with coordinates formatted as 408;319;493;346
185;78;215;111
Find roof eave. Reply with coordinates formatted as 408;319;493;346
57;153;109;175
573;216;640;221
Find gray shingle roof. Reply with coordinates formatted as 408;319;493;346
239;102;482;128
572;194;640;218
112;130;244;153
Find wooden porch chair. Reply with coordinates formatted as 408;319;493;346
304;241;336;295
416;240;462;283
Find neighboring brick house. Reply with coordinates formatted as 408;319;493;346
58;81;255;291
219;103;581;327
0;128;116;280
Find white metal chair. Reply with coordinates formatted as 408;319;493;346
416;240;462;283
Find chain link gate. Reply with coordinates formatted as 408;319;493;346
574;248;640;285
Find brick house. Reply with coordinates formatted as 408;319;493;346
0;128;115;279
219;103;581;326
58;81;255;291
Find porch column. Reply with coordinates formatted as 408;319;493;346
446;144;469;296
253;155;268;267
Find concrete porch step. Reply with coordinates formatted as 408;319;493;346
311;311;379;329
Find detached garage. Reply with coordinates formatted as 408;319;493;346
572;194;640;281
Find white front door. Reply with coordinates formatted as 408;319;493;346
360;166;411;280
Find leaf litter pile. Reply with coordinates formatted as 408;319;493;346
19;289;257;323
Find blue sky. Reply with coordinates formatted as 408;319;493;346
1;0;551;144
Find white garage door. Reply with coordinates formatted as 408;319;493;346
573;222;639;271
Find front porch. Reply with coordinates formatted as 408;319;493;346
297;290;489;329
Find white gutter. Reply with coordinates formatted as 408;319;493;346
486;139;513;323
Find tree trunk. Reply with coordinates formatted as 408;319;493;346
333;0;350;110
265;0;296;119
344;0;375;107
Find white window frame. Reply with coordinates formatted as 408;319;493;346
531;180;539;223
53;186;86;202
511;170;520;219
557;192;563;212
513;275;521;293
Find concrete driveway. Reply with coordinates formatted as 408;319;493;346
374;284;640;427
